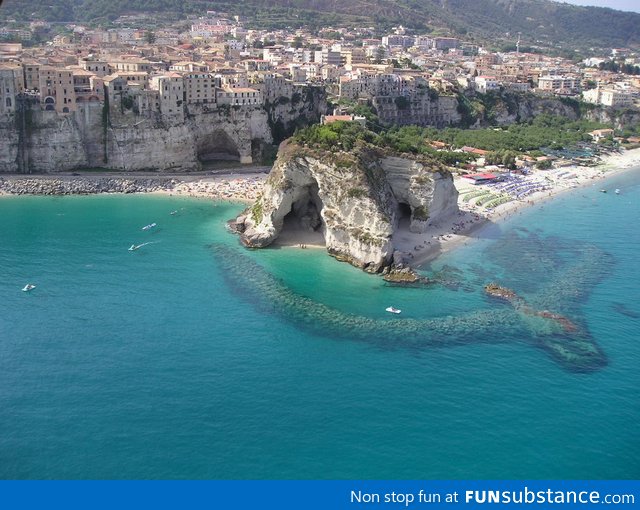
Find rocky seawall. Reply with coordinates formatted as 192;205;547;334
233;141;458;272
0;176;177;195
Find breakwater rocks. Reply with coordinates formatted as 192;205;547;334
212;243;607;372
382;265;430;285
485;282;579;333
0;176;177;196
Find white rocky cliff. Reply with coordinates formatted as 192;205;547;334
0;85;327;173
234;141;459;272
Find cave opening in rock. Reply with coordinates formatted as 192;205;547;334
279;182;326;246
397;202;412;230
197;130;240;168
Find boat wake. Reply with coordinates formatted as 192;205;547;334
128;241;160;251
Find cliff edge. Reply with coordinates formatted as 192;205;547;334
233;136;458;272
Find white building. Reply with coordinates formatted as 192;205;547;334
583;86;634;108
537;75;581;93
474;76;500;93
216;87;262;106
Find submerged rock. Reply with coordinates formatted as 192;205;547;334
484;282;520;301
382;266;430;285
212;243;608;373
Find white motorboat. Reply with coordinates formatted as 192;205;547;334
141;222;157;230
386;306;401;314
22;284;36;292
615;189;620;194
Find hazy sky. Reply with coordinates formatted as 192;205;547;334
556;0;640;13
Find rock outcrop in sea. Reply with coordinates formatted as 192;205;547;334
232;139;458;272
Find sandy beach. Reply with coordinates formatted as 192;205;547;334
264;147;640;265
153;172;267;202
2;148;639;266
395;147;640;266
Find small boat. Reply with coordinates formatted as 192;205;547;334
22;284;36;292
615;189;620;195
600;189;607;193
128;244;139;251
142;222;157;231
170;210;178;216
386;306;401;314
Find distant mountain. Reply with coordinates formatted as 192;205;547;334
1;0;639;52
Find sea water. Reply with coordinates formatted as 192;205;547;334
0;169;638;479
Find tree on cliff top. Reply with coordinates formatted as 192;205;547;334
291;122;473;166
292;121;379;152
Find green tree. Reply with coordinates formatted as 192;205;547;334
502;150;517;169
373;46;385;64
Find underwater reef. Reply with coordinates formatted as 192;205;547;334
211;231;611;372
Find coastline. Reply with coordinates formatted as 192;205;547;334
0;169;268;203
399;147;640;267
264;146;640;266
2;148;639;267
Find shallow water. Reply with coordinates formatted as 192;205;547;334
0;169;638;479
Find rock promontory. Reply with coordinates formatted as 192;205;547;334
233;124;459;272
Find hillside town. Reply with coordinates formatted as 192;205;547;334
1;11;639;127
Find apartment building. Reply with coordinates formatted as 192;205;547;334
216;87;262;106
183;72;219;105
0;64;23;114
38;66;76;113
537;75;581;93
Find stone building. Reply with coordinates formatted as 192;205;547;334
149;72;184;121
38;66;76;113
0;64;23;114
183;72;219;105
79;58;111;77
216;87;262;106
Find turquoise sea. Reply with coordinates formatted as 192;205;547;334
0;169;639;479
